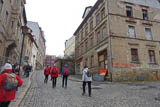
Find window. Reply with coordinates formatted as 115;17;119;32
0;0;3;11
101;8;105;19
5;11;8;24
102;27;106;40
97;31;100;43
81;44;83;54
11;21;14;29
126;6;132;17
90;37;93;48
131;48;139;62
142;9;148;20
96;14;100;25
90;56;94;67
128;26;136;38
149;50;156;64
145;28;152;40
85;26;88;36
85;40;88;52
81;30;83;40
90;21;93;31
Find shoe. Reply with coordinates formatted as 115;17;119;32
82;93;85;96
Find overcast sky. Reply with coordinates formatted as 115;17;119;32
25;0;97;56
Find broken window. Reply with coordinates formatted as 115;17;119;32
128;26;136;38
131;48;139;62
149;50;156;64
126;6;132;17
145;28;152;40
142;9;148;20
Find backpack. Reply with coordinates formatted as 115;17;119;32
64;68;69;75
52;68;56;74
3;73;18;91
87;71;91;77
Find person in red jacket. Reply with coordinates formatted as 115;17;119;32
50;65;59;88
44;65;50;84
0;63;23;107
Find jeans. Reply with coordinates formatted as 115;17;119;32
82;81;91;96
62;75;68;88
52;77;57;88
0;101;10;107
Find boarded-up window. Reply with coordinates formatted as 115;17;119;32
145;28;152;40
149;50;156;64
128;26;136;38
131;48;139;62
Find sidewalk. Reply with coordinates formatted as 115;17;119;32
9;71;34;107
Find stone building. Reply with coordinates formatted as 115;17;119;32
0;0;27;64
22;27;34;65
27;21;46;70
74;0;160;81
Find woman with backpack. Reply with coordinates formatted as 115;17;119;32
61;64;70;88
82;66;92;97
50;65;59;88
44;65;50;84
0;63;23;107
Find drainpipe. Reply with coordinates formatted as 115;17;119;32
106;0;113;82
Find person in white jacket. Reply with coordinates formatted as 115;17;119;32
82;66;92;97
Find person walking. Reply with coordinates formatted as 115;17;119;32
50;65;59;88
82;66;92;97
25;64;31;78
62;64;70;88
0;63;23;107
44;65;50;83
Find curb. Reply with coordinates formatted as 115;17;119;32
13;71;35;107
68;78;82;82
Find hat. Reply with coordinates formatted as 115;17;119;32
4;63;12;70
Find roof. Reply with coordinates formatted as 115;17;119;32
82;6;92;19
74;0;103;36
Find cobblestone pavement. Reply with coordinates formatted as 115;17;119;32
18;71;160;107
9;75;29;107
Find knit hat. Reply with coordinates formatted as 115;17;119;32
3;63;12;70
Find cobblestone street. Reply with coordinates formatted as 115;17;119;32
17;70;160;107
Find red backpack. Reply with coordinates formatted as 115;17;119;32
52;67;56;74
64;68;69;75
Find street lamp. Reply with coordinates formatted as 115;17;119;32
18;26;30;75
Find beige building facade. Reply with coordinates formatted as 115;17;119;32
0;0;27;64
74;0;160;81
64;36;75;58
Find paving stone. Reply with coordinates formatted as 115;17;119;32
16;70;160;107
